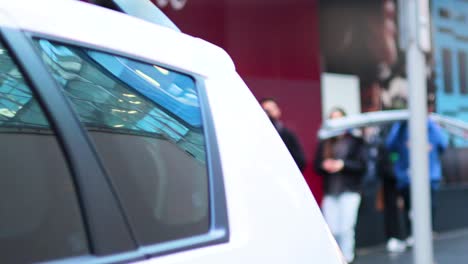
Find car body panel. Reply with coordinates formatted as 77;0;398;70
0;0;234;79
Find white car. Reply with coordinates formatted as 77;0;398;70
0;1;344;263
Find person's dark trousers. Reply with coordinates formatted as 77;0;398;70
383;178;404;240
400;186;437;238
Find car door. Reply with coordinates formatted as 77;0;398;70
0;1;229;263
0;22;137;264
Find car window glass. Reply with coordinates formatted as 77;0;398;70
0;41;89;263
35;39;210;245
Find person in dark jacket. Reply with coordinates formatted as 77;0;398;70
260;98;306;171
314;107;367;263
373;125;407;252
385;117;448;245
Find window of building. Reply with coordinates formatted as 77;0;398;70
443;48;453;93
458;51;467;94
35;39;210;245
0;41;89;263
439;7;451;19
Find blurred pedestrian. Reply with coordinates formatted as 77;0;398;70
385;102;448;245
260;98;306;171
362;126;407;253
314;107;367;263
375;125;407;253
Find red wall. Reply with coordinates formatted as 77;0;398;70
160;0;324;202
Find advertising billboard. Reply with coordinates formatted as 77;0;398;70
319;0;402;113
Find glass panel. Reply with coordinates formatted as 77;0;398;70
0;42;88;263
443;48;453;93
35;39;210;245
458;51;467;94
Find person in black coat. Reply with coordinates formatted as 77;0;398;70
260;98;306;171
314;107;367;263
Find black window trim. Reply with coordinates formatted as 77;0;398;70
0;27;138;257
19;30;230;261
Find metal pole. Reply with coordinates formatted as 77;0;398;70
406;0;434;263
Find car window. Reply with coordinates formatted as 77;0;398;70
35;39;210;245
0;41;89;263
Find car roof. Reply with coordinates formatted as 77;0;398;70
0;0;235;78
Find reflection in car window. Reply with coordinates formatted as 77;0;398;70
86;50;201;126
0;51;48;128
0;42;89;263
35;39;210;245
37;39;205;163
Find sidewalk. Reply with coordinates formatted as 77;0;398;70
354;229;468;264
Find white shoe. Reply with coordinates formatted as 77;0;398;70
386;238;407;253
345;255;354;263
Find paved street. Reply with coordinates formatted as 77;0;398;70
355;229;468;264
